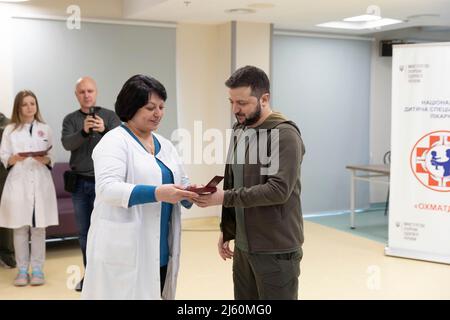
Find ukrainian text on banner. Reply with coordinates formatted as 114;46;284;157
386;43;450;264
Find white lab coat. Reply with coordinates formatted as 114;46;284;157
81;126;188;300
0;121;58;228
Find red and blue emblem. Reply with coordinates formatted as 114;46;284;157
410;130;450;192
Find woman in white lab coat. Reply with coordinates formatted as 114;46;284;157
81;75;198;300
0;90;58;286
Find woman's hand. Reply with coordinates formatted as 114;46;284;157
185;184;204;191
7;154;26;166
155;184;199;204
32;156;51;166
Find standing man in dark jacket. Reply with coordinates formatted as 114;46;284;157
61;77;121;291
194;66;305;300
0;112;16;269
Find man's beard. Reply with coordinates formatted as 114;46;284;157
235;102;262;126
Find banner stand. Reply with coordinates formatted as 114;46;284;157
386;43;450;264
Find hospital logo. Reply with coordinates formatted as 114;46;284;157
410;130;450;192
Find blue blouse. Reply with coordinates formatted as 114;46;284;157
122;125;191;267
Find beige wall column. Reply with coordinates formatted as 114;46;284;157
176;21;272;218
233;21;272;77
176;23;232;218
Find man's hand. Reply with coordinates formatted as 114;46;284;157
83;115;105;134
92;115;105;133
218;232;233;260
192;188;224;208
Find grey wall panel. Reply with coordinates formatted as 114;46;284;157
272;35;372;214
12;18;177;162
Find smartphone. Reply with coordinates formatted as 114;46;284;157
187;176;224;195
88;107;97;135
89;106;97;118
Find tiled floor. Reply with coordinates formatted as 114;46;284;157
1;217;450;299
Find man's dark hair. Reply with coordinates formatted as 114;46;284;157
115;74;167;122
225;65;270;98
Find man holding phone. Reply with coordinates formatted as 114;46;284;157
193;66;305;300
61;77;121;291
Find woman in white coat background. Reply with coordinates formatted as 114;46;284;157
81;75;199;300
0;90;58;286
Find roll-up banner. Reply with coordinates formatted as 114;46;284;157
386;43;450;264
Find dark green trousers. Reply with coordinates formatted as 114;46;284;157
233;246;302;300
0;227;14;257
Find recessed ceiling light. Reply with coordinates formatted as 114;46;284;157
344;14;381;22
248;3;275;9
365;18;403;28
317;18;403;30
225;8;256;14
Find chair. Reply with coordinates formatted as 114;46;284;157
46;163;78;239
383;151;391;216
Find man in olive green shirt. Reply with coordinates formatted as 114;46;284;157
194;66;305;300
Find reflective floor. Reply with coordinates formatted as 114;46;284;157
1;217;449;300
